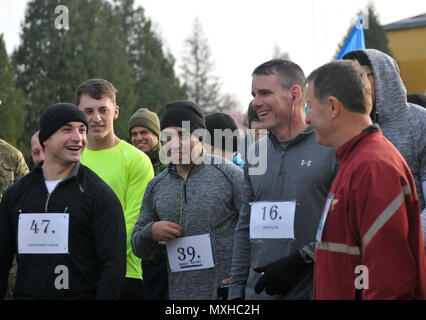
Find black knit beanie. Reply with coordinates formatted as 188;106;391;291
160;100;206;133
39;103;88;148
205;113;239;152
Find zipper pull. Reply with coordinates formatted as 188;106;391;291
44;192;51;213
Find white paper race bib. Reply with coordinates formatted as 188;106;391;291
315;193;334;242
250;201;296;239
166;234;214;272
18;213;69;254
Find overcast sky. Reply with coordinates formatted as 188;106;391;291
1;0;425;112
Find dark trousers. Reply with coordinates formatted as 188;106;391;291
119;277;144;300
142;263;169;300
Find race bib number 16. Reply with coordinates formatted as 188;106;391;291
250;201;296;239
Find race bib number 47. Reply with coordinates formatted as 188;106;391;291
18;213;69;254
250;201;296;239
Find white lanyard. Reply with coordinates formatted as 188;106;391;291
315;193;334;242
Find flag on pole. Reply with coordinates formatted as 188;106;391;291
336;16;366;60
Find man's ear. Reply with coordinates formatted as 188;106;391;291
289;85;302;104
328;96;342;119
114;105;120;120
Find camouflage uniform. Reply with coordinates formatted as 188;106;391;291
0;139;29;199
0;139;29;300
146;143;168;176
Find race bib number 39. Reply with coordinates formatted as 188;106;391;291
18;213;69;254
250;201;296;239
166;234;214;272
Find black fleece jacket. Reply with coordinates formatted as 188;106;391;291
0;162;126;299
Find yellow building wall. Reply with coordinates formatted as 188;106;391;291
386;26;426;94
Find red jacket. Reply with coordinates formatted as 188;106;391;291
314;127;426;299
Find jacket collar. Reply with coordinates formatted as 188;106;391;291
336;124;381;164
167;149;208;178
268;125;314;151
145;142;162;164
34;161;81;181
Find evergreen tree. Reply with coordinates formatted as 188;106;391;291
333;3;392;59
12;0;186;151
0;34;26;149
180;17;224;113
364;5;392;56
13;0;136;141
113;0;187;117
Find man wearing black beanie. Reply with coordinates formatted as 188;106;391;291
132;100;244;300
0;102;127;299
160;100;206;134
38;103;89;149
205;112;244;168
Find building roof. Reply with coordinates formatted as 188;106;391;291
384;13;426;31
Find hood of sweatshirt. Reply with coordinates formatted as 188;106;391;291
352;49;426;211
350;49;408;125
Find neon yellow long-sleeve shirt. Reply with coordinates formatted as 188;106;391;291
81;140;154;279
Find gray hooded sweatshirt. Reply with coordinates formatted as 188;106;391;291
229;126;338;300
353;49;426;212
131;152;243;300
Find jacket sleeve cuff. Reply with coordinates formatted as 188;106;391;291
228;284;245;300
299;242;316;264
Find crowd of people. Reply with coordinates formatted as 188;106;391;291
0;48;425;300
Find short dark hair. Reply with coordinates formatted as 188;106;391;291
75;78;117;106
247;100;258;128
252;59;306;93
407;94;426;108
307;60;372;114
342;50;371;68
